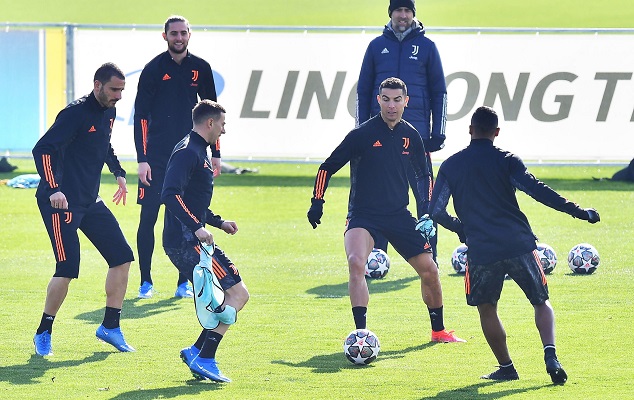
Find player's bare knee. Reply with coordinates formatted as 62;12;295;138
347;254;367;275
227;283;249;309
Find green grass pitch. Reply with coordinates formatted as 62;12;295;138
1;1;634;399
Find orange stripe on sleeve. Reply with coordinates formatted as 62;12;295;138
42;154;58;188
175;195;200;224
315;169;327;199
141;119;148;155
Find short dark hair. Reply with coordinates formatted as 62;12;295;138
379;77;408;96
164;15;190;33
192;100;226;125
471;106;498;134
94;62;125;84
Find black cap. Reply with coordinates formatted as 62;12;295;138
388;0;416;17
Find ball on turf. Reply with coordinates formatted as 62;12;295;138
568;243;600;274
343;329;380;365
365;248;390;279
451;245;468;274
536;243;557;274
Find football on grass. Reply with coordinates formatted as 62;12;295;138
536;243;557;274
343;329;380;365
568;243;600;274
365;248;390;279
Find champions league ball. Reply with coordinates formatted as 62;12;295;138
343;329;380;365
365;248;390;279
536;243;557;274
451;245;468;274
568;243;600;274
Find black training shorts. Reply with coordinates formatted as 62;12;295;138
465;249;549;306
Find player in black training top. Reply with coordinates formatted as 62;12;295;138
307;77;463;344
161;100;249;383
429;106;600;384
134;15;221;299
32;62;135;357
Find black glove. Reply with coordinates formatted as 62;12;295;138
585;208;600;223
575;208;600;224
424;136;446;153
307;198;324;229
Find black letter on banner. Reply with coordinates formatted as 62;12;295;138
530;72;577;122
445;72;479;121
240;71;270;118
594;72;632;122
483;73;530;121
297;71;346;119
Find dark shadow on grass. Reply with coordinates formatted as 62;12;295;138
0;352;110;385
74;297;186;324
306;276;418;298
107;380;223;399
272;342;436;374
420;381;544;399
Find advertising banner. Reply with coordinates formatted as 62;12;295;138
73;30;634;161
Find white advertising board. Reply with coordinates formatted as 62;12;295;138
74;30;634;161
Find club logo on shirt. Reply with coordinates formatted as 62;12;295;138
110;118;114;129
64;212;72;224
410;45;419;60
191;70;199;87
402;137;410;154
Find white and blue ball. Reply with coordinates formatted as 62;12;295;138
365;248;390;279
568;243;600;274
343;329;380;365
536;243;557;274
451;245;468;274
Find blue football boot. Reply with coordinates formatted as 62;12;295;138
189;356;231;382
34;331;53;356
96;325;135;352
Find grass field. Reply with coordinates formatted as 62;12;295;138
1;159;633;399
1;1;634;399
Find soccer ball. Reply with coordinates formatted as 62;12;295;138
536;243;557;274
451;245;468;274
343;329;380;365
365;248;390;279
568;243;600;274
